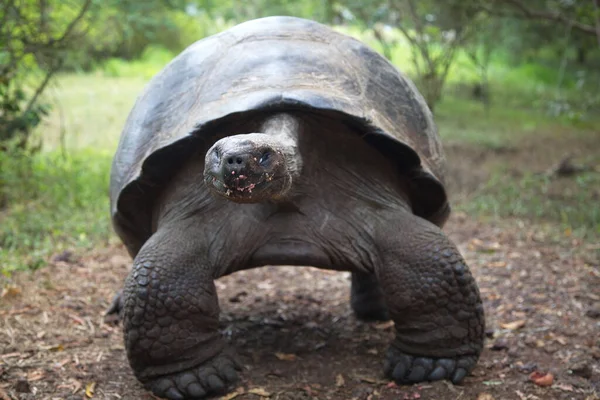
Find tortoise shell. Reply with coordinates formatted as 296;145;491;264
110;16;449;254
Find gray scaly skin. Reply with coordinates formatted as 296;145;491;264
119;112;484;399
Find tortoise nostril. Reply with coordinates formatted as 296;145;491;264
236;157;243;164
227;157;234;164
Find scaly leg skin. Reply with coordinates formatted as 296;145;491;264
122;228;241;399
350;271;390;321
376;212;485;385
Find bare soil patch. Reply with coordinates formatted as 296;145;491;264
1;212;599;400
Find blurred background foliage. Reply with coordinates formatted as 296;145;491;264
1;0;599;272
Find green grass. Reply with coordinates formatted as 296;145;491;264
0;149;114;274
1;27;599;275
34;73;147;151
458;170;600;239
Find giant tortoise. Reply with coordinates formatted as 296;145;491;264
109;16;485;400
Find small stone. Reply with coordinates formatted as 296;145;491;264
490;338;509;351
516;361;537;374
15;379;31;393
507;349;520;358
484;328;495;339
570;360;592;379
585;305;600;319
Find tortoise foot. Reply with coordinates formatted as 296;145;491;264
146;351;242;399
384;347;477;385
103;290;124;324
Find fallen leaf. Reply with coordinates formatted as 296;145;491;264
57;357;71;367
555;337;567;345
27;370;45;381
85;382;96;398
515;390;527;400
357;375;386;384
529;371;553;387
488;261;507;268
470;239;501;253
336;374;345;387
1;285;21;299
386;381;398;389
247;388;271;397
482;380;503;386
221;388;245;400
500;320;526;330
555;383;574;392
0;387;10;400
39;344;64;352
274;352;297;361
302;385;318;396
374;320;395;330
477;393;495;400
72;380;83;394
1;352;22;359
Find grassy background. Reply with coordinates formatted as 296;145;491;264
1;30;599;275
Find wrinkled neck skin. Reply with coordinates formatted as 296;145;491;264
203;113;303;203
259;113;303;184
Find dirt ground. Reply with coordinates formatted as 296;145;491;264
1;132;600;400
1;211;599;400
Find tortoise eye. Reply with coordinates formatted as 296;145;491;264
259;151;271;166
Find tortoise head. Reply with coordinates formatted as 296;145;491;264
203;114;302;203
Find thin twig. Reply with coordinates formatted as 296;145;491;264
593;0;600;48
20;59;63;133
52;0;92;45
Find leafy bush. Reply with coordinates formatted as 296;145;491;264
0;0;91;147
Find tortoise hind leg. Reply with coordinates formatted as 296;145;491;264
375;211;485;384
350;271;390;321
122;224;242;399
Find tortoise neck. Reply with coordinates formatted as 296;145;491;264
259;112;303;182
259;112;301;141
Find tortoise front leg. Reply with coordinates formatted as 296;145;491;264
375;212;484;384
122;227;241;399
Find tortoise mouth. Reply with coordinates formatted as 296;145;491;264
204;173;283;201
